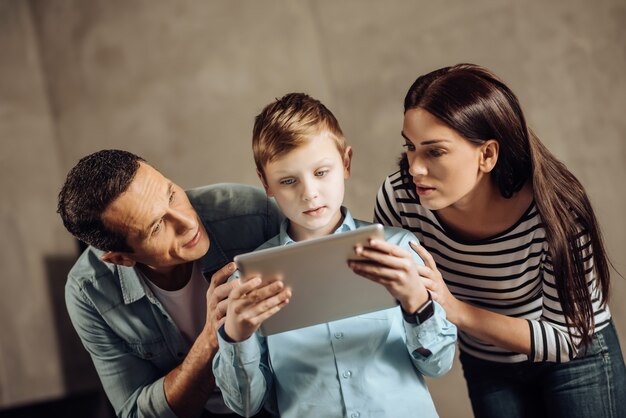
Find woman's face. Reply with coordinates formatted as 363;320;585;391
402;107;490;211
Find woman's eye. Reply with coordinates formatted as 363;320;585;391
428;149;444;157
402;143;416;152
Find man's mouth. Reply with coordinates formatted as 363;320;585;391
183;228;201;248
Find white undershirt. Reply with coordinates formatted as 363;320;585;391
144;263;233;414
145;261;208;345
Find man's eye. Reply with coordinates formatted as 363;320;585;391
152;220;163;235
169;191;176;203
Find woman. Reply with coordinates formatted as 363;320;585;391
352;64;625;418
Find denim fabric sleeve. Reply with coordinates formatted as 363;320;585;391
404;302;458;377
212;329;273;416
65;280;177;418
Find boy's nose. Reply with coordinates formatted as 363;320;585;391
301;181;318;201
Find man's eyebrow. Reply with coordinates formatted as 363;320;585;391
144;182;173;236
401;131;449;146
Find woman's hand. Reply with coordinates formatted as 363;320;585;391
348;239;429;314
409;241;461;324
223;276;291;342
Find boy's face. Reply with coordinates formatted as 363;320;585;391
260;132;352;241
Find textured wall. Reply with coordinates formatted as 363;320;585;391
1;0;624;416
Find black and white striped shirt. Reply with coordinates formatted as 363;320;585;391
375;170;611;363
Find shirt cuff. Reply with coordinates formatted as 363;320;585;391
217;326;261;365
404;302;450;352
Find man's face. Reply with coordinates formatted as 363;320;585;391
261;131;351;241
101;162;210;273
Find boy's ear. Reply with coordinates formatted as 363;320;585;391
343;146;353;179
101;251;136;267
479;140;499;173
256;169;273;197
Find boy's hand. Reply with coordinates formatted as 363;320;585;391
348;239;429;314
223;276;291;342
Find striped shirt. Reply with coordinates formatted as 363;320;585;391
374;170;611;363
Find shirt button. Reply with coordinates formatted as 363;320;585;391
342;370;352;379
351;413;361;418
334;332;344;339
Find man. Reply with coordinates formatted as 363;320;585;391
58;149;281;418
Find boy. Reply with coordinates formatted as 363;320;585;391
213;93;457;418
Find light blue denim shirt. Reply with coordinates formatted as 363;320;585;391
65;183;282;418
213;208;457;418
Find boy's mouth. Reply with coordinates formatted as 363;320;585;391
303;206;326;216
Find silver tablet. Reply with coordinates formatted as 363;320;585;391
234;224;396;336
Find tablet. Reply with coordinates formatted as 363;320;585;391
234;224;397;336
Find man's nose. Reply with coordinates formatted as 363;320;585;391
169;209;196;233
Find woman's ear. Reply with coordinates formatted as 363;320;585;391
479;140;499;173
343;146;353;179
256;169;273;197
101;251;136;267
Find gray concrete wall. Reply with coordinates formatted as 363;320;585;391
1;0;624;416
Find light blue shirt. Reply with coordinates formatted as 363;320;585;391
213;208;457;418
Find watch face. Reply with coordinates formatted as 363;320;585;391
416;300;435;324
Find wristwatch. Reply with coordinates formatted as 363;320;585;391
402;291;435;325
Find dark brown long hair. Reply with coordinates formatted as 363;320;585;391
401;63;611;348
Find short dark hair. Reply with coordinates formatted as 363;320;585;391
57;149;145;252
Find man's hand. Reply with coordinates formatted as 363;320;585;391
204;262;238;351
224;276;291;342
163;262;238;418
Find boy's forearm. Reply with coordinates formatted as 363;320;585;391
163;327;218;418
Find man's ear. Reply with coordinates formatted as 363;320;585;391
256;169;273;197
101;251;136;267
479;140;499;173
343;146;353;179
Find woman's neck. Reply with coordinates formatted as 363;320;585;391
436;181;534;241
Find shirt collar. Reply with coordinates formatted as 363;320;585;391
277;206;356;246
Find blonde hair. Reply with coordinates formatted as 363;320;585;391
253;93;346;176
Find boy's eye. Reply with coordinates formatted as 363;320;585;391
315;169;329;177
280;178;296;185
402;142;416;152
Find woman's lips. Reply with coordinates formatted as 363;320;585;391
415;184;435;197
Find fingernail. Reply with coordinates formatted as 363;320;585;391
229;263;236;271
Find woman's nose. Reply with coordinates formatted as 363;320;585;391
408;156;427;177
